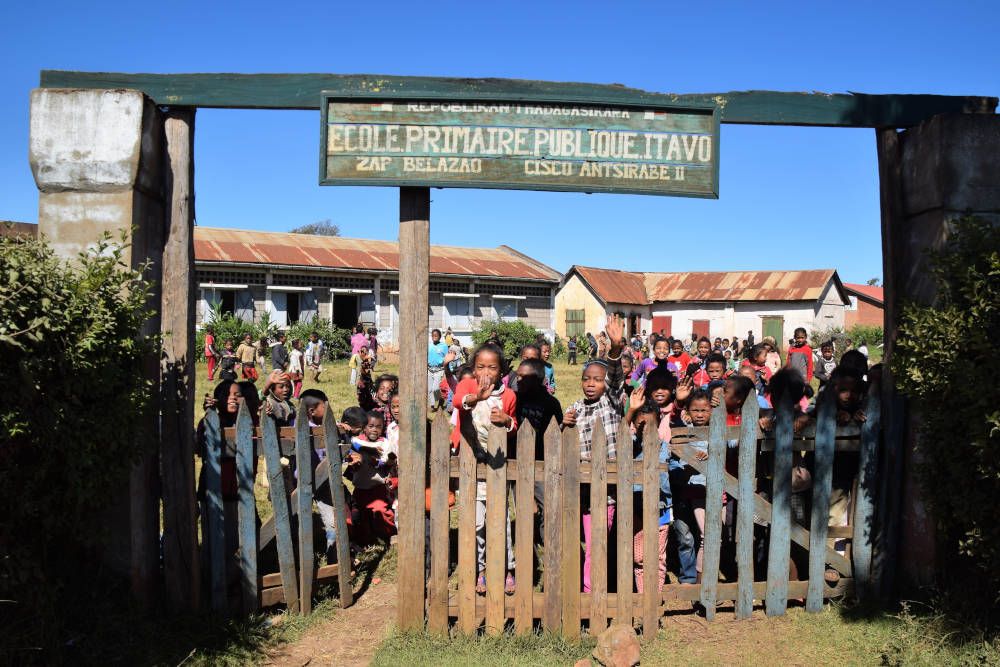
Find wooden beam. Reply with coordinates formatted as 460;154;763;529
39;71;997;128
159;107;200;613
396;186;430;631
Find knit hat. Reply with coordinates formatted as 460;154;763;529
263;370;291;395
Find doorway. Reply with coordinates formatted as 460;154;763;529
333;294;359;329
762;316;784;352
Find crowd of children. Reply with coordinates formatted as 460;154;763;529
197;317;872;606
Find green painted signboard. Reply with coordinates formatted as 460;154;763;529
320;93;719;197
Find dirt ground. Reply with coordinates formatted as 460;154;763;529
264;580;398;667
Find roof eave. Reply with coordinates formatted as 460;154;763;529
194;259;559;283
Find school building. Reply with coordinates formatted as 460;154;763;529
843;282;885;328
194;227;560;347
556;266;850;351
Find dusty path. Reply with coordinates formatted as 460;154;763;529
264;580;398;667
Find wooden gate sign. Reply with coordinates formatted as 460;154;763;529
320;94;719;197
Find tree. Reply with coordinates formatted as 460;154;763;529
290;219;341;236
866;277;881;286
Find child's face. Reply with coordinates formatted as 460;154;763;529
724;379;744;413
540;344;551;361
292;340;300;350
754;349;767;365
822;346;834;360
364;416;384;441
739;365;756;381
653;340;670;360
521;347;540;361
794;331;807;347
581;364;607;401
689;398;711;426
835;377;862;410
244;335;252;344
707;361;726;381
226;383;242;414
634;412;655;439
390;395;401;421
474;350;502;386
309;401;327;422
431;331;441;343
697;340;711;357
310;333;318;342
272;382;290;402
670;341;684;357
360;346;369;357
650;387;672;407
515;363;542;394
225;341;233;351
376;380;394;403
621;356;633;375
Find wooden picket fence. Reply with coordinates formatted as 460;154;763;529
415;385;881;636
200;402;354;617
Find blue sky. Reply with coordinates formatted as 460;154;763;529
1;1;996;283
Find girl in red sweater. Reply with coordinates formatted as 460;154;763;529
450;342;518;594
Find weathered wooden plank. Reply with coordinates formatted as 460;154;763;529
542;417;563;632
675;443;852;577
736;389;760;620
427;412;452;633
642;424;660;636
259;459;329;551
514;422;535;635
700;399;727;620
807;391;837;612
321;408;353;608
396;186;430;631
853;386;881;600
295;404;314;615
261;562;341;590
561;424;581;639
202;409;227;616
589;420;609;634
485;425;507;635
39;71;997;127
440;578;855;618
615;419;634;628
457;436;478;634
261;415;299;613
159;107;199;614
235;402;258;614
766;397;794;616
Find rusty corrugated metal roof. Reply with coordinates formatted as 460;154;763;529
843;282;884;305
572;266;844;304
194;227;560;282
573;266;648;305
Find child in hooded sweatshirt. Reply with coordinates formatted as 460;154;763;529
263;370;295;427
451;342;518;594
563;315;626;593
345;410;396;544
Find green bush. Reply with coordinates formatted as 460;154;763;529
551;333;568;358
286;316;351;359
0;232;157;651
892;215;1000;622
471;318;545;362
809;324;883;361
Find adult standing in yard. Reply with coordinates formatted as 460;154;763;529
428;328;449;412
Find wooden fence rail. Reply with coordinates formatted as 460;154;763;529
411;385;880;636
200;402;353;617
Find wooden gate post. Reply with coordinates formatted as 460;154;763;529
160;107;200;612
397;186;430;630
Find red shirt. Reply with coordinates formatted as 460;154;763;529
449;377;518;449
669;352;692;377
785;344;815;382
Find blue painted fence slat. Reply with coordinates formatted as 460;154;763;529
766;396;794;616
735;389;760;620
235;403;258;614
295;403;314;615
203;409;227;616
262;415;299;612
853;385;881;600
322;408;354;609
807;390;837;612
699;399;727;620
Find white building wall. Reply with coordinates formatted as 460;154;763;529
650;300;844;345
650;303;732;339
814;281;848;332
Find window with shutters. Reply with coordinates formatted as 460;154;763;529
566;309;586;338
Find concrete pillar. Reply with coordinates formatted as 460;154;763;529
29;88;165;605
880;113;1000;592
